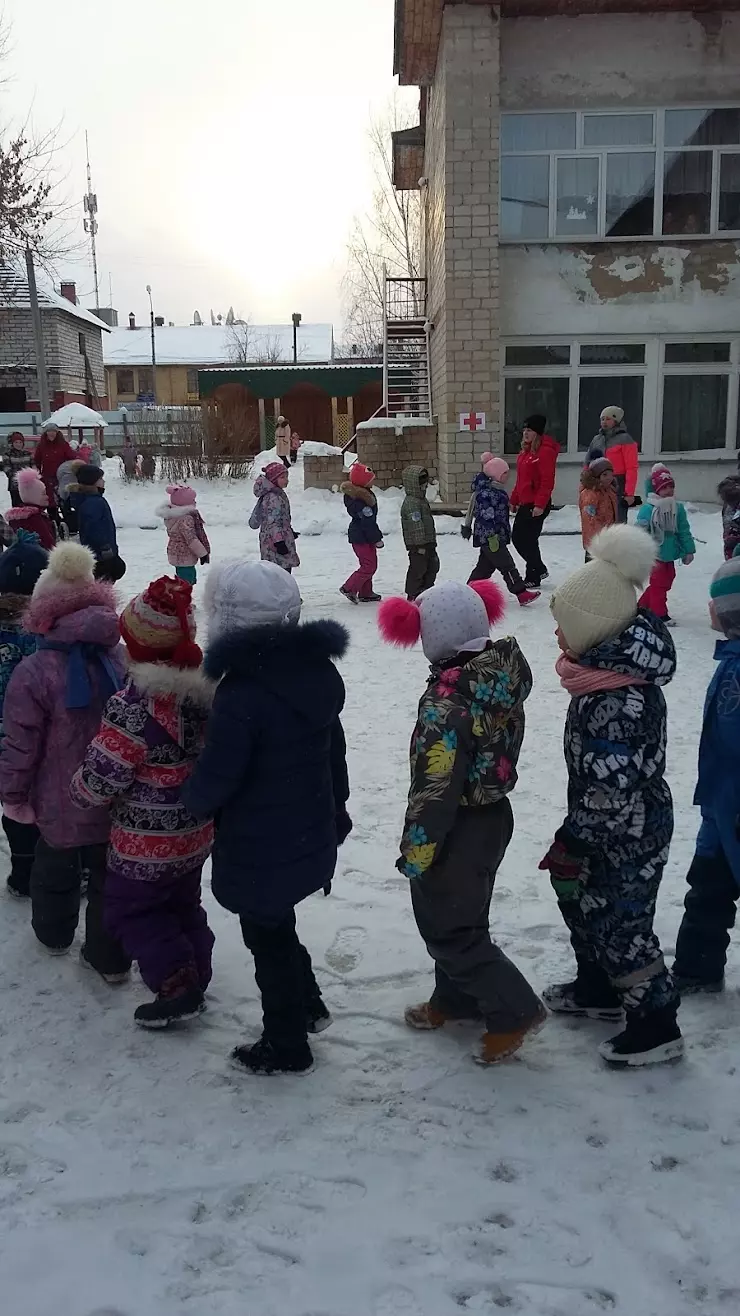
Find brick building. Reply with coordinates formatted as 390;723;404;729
393;1;740;502
0;270;109;413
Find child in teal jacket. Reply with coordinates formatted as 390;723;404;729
636;463;695;622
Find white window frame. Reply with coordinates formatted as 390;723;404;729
501;334;740;456
500;106;740;243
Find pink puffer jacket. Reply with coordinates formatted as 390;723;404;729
158;505;210;567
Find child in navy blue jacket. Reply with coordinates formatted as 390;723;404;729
673;549;740;994
70;465;126;582
339;462;384;604
462;454;539;607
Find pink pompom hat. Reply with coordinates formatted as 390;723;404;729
379;579;506;665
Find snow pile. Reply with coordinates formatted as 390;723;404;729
0;455;735;1316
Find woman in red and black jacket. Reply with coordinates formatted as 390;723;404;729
510;414;560;588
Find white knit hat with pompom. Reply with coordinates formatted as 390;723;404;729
31;541;96;594
550;525;656;656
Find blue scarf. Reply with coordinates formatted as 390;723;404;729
38;639;122;709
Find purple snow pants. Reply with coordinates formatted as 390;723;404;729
105;867;214;994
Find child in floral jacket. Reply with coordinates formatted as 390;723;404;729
249;463;300;572
379;579;544;1066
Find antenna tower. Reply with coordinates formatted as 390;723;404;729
83;131;100;309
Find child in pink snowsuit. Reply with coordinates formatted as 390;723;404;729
158;485;210;586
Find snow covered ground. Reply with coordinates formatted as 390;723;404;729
0;454;738;1316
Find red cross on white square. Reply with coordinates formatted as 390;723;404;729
459;410;486;433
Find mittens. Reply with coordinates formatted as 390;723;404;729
539;840;588;899
460;525;472;541
274;541;289;557
487;534;500;554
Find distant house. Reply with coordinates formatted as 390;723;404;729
104;321;336;408
0;270;109;414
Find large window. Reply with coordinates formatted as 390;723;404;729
503;337;740;455
116;368;134;395
501;107;740;240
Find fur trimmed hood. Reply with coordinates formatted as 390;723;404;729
0;593;29;623
6;505;47;525
341;482;376;506
126;660;216;707
155;503;200;522
205;618;348;681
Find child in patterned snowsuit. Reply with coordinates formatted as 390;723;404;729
71;576;215;1027
158;484;210;586
379;579;544;1065
462;453;539;606
249;463;300;573
543;524;682;1068
673;549;740;994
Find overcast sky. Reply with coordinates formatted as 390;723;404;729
2;0;412;330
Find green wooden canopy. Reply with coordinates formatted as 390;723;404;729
198;364;382;400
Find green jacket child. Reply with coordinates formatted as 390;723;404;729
400;465;440;601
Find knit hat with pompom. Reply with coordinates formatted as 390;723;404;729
120;575;201;668
379;578;506;665
167;483;197;506
17;466;49;507
550;524;656;656
480;452;510;483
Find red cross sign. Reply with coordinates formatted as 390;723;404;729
460;411;486;432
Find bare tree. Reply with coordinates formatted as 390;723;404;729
255;332;286;364
340;94;422;357
227;320;255;365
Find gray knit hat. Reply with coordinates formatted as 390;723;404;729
709;546;740;640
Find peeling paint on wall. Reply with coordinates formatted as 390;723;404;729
568;242;740;302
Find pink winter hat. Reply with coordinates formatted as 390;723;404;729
263;462;287;485
650;463;674;495
17;466;49;508
481;452;510;483
166;483;197;507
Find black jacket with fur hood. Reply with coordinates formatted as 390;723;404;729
182;619;350;921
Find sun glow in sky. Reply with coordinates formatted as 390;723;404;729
2;0;414;330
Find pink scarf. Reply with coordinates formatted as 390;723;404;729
556;652;648;695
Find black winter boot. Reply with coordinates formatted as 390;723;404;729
230;1036;314;1075
598;1006;684;1067
134;988;206;1029
306;1000;333;1034
543;965;623;1022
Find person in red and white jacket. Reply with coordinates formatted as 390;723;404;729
510;414;560;587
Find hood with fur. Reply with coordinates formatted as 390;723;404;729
155;503;201;522
340;482;376;505
126;659;215;708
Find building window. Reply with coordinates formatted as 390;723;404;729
578;377;644;450
137;368;154;397
662;375;729;452
186;368;199;395
505;345;570;366
116;368;134;394
503;377;569;454
500;106;740;241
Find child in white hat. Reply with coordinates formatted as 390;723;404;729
542;524;682;1067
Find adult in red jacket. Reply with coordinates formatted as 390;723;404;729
33;425;75;503
585;405;638;524
510;414;560;587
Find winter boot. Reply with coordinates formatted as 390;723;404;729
474;1003;548;1065
80;945;130;986
358;592;382;603
404;1001;480;1030
230;1036;314;1076
517;590;541;607
306;1000;333;1034
543;969;623;1022
6;874;30;899
134;987;206;1029
598;1006;684;1067
339;586;359;605
671;972;724;997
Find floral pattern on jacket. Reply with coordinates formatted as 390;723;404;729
70;663;215;882
249;474;299;569
469;473;512;548
158;504;211;567
399;638;532;877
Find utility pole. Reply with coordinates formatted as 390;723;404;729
146;284;157;404
83;131;100;310
25;245;50;419
292;311;302;364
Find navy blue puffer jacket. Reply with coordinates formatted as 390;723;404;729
182;619;350;923
69;488;118;559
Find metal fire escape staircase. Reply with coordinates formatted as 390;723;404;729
383;272;431;419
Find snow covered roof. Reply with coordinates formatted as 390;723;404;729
0;267;111;332
43;403;107;429
104;323;335;368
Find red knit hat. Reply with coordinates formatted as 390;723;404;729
120;575;202;668
651;463;674;495
263;461;287;485
350;462;375;488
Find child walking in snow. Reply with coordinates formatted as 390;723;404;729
378;579;545;1065
290;430;302;465
400;465;439;601
462;453;539;606
0;531;48;897
182;561;351;1074
635;463;695;622
71;576;215;1025
579;457;618;561
718;468;740;561
249;463;300;573
68;465;126;582
672;549;740;995
7;467;56;551
0;543;128;974
340;462;383;604
543;525;682;1067
158;484;210;585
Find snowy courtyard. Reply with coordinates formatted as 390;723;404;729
0;453;738;1316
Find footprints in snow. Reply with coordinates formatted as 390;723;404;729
325;926;366;974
